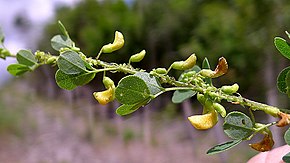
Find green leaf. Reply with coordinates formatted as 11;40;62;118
286;71;290;98
172;90;196;103
207;139;242;155
55;70;95;90
0;27;4;44
57;50;87;75
284;127;290;145
283;152;290;163
7;64;31;76
134;72;163;95
274;37;290;60
51;35;73;51
202;57;212;85
58;21;70;38
115;75;151;105
16;50;37;67
277;66;290;94
116;99;150;116
223;111;254;140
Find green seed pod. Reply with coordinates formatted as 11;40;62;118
129;50;146;63
171;53;197;70
197;93;206;105
155;68;167;74
103;76;115;89
221;83;239;94
46;56;57;64
102;31;124;53
199;69;215;78
213;103;226;117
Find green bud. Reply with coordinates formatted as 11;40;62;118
199;69;215;78
103;76;115;89
129;50;146;63
171;53;197;70
46;56;57;64
102;31;124;53
213;103;226;117
221;83;239;94
155;68;167;74
197;93;206;105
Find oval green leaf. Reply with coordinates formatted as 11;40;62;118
223;111;254;140
57;50;87;75
207;139;242;155
17;50;37;67
51;35;73;51
283;152;290;163
284;127;290;145
172;90;196;103
55;70;95;90
7;64;31;76
116;99;150;116
115;75;151;105
134;72;163;95
277;66;290;94
274;37;290;60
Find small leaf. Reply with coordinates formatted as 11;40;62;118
207;139;242;155
134;72;163;95
116;99;150;116
7;64;31;76
58;21;70;38
284;127;290;145
55;70;95;90
274;37;290;60
0;27;4;44
277;66;290;94
115;75;151;105
202;57;212;85
172;90;196;103
16;50;37;67
283;152;290;163
286;71;290;98
57;50;87;75
51;35;73;51
223;111;254;140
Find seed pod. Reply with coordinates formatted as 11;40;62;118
197;93;206;105
155;68;167;74
93;87;115;105
188;109;218;130
102;31;124;53
221;83;239;94
103;76;115;89
171;53;197;70
213;102;226;117
129;50;146;63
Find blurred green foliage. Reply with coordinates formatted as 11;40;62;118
39;0;290;99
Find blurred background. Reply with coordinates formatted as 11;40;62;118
0;0;290;162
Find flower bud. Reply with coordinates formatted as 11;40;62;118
199;57;228;78
197;93;206;105
213;102;226;117
171;53;197;70
155;68;167;74
103;76;115;89
102;31;124;53
188;109;218;130
129;50;146;63
93;87;115;105
221;83;239;94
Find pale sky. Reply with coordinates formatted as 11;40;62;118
0;0;80;86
